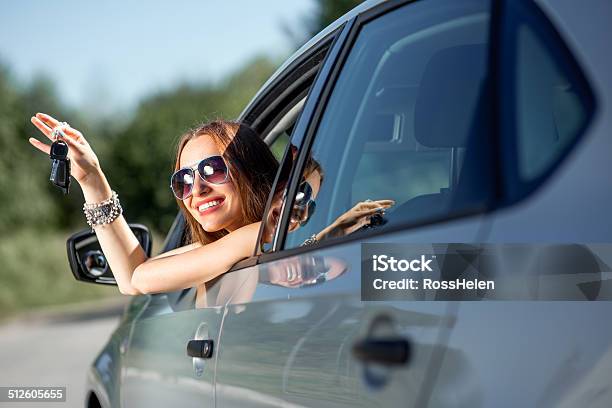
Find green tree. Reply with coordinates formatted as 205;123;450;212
284;0;365;49
0;68;64;233
306;0;365;37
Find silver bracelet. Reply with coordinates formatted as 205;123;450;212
301;234;318;246
83;190;123;230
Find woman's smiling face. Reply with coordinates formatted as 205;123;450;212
179;135;244;232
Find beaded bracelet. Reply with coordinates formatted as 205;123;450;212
83;190;123;230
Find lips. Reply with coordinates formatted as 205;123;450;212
193;197;225;215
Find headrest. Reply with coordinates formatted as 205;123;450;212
374;86;419;114
414;44;487;148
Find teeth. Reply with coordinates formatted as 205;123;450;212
199;200;220;212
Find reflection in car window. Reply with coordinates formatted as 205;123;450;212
158;253;348;313
224;255;349;307
283;0;493;249
269;131;290;161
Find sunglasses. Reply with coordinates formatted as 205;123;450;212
170;155;229;200
291;181;317;226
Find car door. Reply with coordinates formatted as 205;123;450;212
216;0;496;406
430;0;611;406
119;216;229;408
120;291;222;408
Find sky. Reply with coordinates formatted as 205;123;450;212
0;0;316;112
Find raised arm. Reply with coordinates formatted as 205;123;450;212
29;113;148;295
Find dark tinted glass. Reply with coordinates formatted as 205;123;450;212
499;0;595;201
170;156;228;200
198;155;228;184
283;0;493;249
171;168;195;200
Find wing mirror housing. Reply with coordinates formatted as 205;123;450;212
66;224;152;285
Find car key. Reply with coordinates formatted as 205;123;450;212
49;138;71;194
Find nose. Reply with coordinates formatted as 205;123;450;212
191;174;212;197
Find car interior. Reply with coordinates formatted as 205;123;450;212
283;8;493;248
338;14;491;227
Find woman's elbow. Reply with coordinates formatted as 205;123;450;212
118;273;144;295
130;266;153;295
118;284;142;296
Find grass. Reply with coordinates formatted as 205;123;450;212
0;228;165;320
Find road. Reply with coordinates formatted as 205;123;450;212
0;306;123;408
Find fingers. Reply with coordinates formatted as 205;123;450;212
28;137;51;155
31;116;53;140
354;207;387;217
35;112;61;129
355;199;395;211
374;199;395;206
28;132;84;158
31;114;85;145
61;126;84;143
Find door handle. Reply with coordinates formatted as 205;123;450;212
186;339;214;359
352;337;410;366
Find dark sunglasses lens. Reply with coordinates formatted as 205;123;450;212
199;156;228;184
295;182;313;208
171;168;195;199
299;200;316;227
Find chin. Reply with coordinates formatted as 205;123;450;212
198;219;226;233
200;215;237;233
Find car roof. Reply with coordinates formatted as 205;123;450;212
239;0;386;121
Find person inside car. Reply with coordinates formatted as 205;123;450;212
29;113;392;297
262;145;394;247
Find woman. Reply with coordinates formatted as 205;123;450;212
29;113;278;295
28;113;392;297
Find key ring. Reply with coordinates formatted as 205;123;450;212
51;122;69;140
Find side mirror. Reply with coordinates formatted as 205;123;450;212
66;224;152;285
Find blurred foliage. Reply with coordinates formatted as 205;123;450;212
285;0;365;48
0;67;60;231
0;230;118;318
306;0;365;37
0;0;361;315
0;56;277;236
0;228;168;319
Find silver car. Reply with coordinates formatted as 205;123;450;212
68;0;612;406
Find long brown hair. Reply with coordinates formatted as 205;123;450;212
173;121;279;245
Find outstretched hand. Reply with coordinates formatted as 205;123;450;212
29;113;102;186
318;199;395;240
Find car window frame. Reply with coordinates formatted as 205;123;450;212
494;0;598;207
266;0;498;261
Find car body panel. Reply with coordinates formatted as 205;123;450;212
216;216;488;407
120;294;222;407
83;0;612;407
434;302;612;407
483;0;612;242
